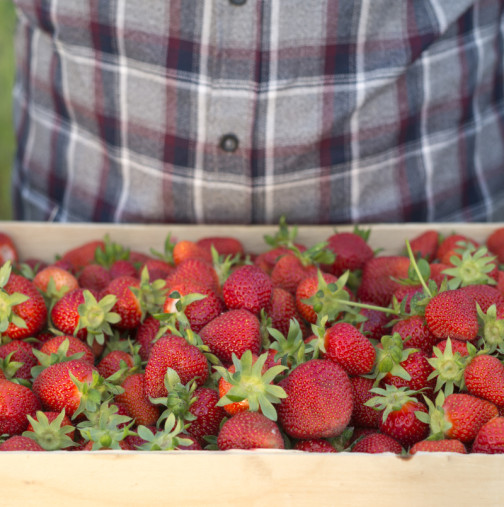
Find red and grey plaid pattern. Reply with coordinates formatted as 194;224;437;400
11;0;504;224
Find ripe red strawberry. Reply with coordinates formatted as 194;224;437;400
51;288;93;340
409;439;466;454
366;385;429;448
278;359;353;439
350;376;381;429
163;281;224;333
32;359;96;416
382;350;435;394
0;339;37;381
3;273;47;340
115;373;160;427
460;284;504;312
61;240;105;272
38;335;95;366
487;227;504;263
351;432;403;454
222;264;273;314
199;309;261;365
186;387;226;447
141;258;174;282
0;379;41;435
264;287;306;338
0;435;45;451
77;264;112;292
408;229;439;262
109;259;138;279
464;354;504;407
436;393;499;443
101;275;142;330
173;240;212;266
294;439;338;453
323;322;376;376
472;416;504;453
254;246;295;275
357;256;410;306
424;289;479;341
166;258;220;294
357;308;391;341
436;234;479;264
135;315;163;361
196;236;245;258
392;315;438;355
97;350;135;379
33;265;79;298
295;272;339;324
323;231;374;276
143;335;209;399
0;232;18;265
270;254;317;295
217;411;284;450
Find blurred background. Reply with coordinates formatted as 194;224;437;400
0;1;16;220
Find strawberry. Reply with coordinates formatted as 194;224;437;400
277;359;353;440
472;416;504;453
101;275;142;330
295;271;339;324
77;264;112;292
264;287;306;338
163;281;224;333
50;288;94;340
420;391;498;443
0;339;37;381
97;350;135;379
143;335;209;399
323;322;376;376
464;354;504;407
392;315;438;355
409;439;467;454
323;230;374;276
222;264;273;314
254;246;293;275
434;338;471;357
407;229;439;262
424;289;479;341
0;435;45;451
32;359;96;416
436;234;479;264
350;376;381;429
37;335;95;367
61;240;105;273
366;385;429;448
460;284;504;312
351;432;403;454
196;236;245;258
173;240;212;266
33;265;79;299
135;315;164;361
357;256;410;306
0;379;41;435
392;285;423;313
109;259;138;279
486;227;504;263
357;307;391;341
166;258;220;294
270;254;318;295
141;258;174;282
217;411;285;450
186;387;226;447
294;439;338;453
382;350;435;395
115;373;160;427
199;309;262;365
0;232;18;265
1;270;47;340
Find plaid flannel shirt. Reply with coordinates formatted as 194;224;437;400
11;0;504;224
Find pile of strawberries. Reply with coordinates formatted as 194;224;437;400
2;219;504;455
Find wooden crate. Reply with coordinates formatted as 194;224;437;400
0;221;502;507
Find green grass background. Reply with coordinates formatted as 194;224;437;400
0;1;17;220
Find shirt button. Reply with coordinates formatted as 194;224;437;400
219;133;239;153
229;0;247;5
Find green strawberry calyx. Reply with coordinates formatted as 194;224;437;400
137;413;193;451
214;350;287;421
365;384;423;423
23;409;77;450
